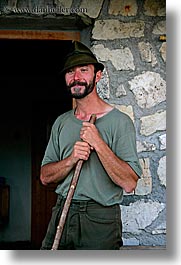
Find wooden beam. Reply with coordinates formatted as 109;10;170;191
0;30;80;40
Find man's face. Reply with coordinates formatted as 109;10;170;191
65;64;96;99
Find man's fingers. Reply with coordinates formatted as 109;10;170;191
73;141;91;160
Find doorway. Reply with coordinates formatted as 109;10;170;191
0;35;79;249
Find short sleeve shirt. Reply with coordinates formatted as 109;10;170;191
41;108;142;206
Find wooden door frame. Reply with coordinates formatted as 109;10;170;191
0;30;80;40
0;29;79;247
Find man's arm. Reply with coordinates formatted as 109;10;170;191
93;138;138;193
40;141;91;185
80;122;139;193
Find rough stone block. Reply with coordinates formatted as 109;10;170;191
157;156;166;187
138;41;157;66
79;0;104;18
159;134;166;150
121;200;165;233
108;0;138;16
160;42;166;62
140;110;166;136
93;44;135;70
144;0;166;16
92;20;144;40
128;71;166;108
136;141;156;152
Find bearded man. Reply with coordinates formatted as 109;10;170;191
40;41;142;250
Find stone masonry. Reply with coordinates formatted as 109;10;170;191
91;0;166;246
0;0;166;246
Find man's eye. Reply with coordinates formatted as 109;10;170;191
67;69;74;74
81;68;88;72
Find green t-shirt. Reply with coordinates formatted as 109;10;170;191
41;108;142;206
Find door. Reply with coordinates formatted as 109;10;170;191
29;40;73;249
0;32;80;249
31;98;72;249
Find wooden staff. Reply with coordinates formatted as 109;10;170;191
51;114;97;250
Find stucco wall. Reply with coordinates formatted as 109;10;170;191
0;0;166;246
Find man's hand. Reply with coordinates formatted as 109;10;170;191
70;141;92;164
80;122;102;150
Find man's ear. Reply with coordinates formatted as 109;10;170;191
95;70;102;83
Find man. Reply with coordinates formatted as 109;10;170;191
40;41;142;250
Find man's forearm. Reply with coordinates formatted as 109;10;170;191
40;156;76;185
94;139;138;193
40;141;92;185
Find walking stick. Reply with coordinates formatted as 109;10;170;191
51;114;97;250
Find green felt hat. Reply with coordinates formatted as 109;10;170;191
61;41;104;73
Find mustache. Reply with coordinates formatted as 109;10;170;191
66;80;87;89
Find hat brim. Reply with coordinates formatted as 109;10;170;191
60;54;104;74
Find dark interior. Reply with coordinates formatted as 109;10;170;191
0;39;73;249
0;39;72;125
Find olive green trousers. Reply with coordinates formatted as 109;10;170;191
41;195;123;250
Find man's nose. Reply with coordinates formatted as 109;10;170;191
73;70;81;80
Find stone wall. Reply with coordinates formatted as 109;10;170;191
90;0;166;247
0;0;166;246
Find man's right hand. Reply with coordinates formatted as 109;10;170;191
70;141;92;164
40;141;92;186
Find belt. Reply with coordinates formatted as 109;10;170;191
57;194;100;212
57;194;117;210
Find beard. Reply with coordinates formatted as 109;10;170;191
66;75;96;99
